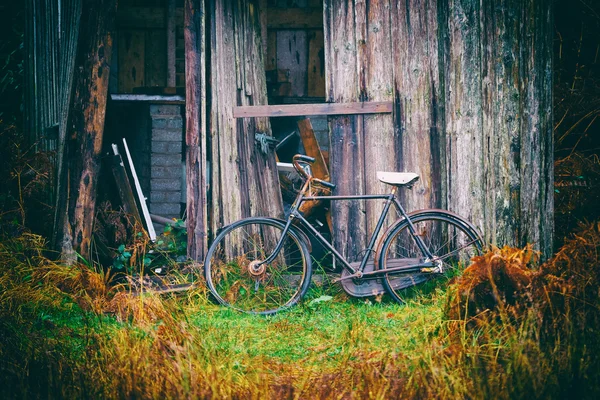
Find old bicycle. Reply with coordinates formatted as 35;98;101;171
204;155;483;314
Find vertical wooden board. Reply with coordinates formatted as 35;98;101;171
443;0;485;232
276;30;308;97
184;0;208;260
324;0;367;259
479;0;521;250
359;0;396;235
265;30;277;70
519;0;553;258
307;29;325;97
145;30;167;87
390;0;443;218
209;0;283;235
118;29;145;92
167;0;177;86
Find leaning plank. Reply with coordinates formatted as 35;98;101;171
297;118;331;221
150;214;187;229
111;144;143;225
122;138;157;241
297;118;329;181
233;101;393;118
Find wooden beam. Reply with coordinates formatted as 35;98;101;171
233;101;392;118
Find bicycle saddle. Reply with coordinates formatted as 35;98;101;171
377;171;419;187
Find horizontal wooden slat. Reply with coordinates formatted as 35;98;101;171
267;8;322;29
111;94;185;103
233;101;393;118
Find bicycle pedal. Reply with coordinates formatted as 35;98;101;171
420;267;441;274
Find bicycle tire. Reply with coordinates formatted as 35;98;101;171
204;217;312;314
378;211;483;304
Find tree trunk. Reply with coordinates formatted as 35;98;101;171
184;0;208;261
53;0;118;261
208;0;283;235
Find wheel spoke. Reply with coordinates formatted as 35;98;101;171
205;219;311;314
380;213;482;304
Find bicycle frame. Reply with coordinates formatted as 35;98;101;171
260;179;437;280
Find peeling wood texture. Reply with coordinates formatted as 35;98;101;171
324;0;395;260
184;0;207;261
25;0;82;201
322;0;552;259
118;30;145;92
53;0;118;259
209;0;284;235
233;101;392;117
391;0;444;214
442;0;553;257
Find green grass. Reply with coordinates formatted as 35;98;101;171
1;232;600;399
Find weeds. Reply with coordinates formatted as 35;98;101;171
1;223;600;398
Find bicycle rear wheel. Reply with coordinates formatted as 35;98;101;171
204;218;312;314
378;211;483;304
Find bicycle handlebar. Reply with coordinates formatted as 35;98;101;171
292;154;314;180
291;154;337;191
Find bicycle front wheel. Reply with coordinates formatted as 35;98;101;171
379;211;483;304
204;218;312;314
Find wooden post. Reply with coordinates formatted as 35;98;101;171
53;0;118;261
184;0;207;261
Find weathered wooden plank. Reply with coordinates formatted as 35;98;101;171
297;118;329;180
276;30;308;97
443;0;485;234
210;0;283;237
53;0;118;260
391;0;443;217
519;0;553;257
360;0;395;236
233;101;393;117
167;0;177;86
118;29;145;92
324;0;367;260
307;29;325;97
110;144;143;225
145;30;166;87
184;0;207;260
265;30;277;70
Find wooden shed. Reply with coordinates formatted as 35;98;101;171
25;0;553;261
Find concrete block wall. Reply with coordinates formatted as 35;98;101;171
309;115;329;151
149;104;184;222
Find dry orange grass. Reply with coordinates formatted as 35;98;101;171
1;224;600;399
